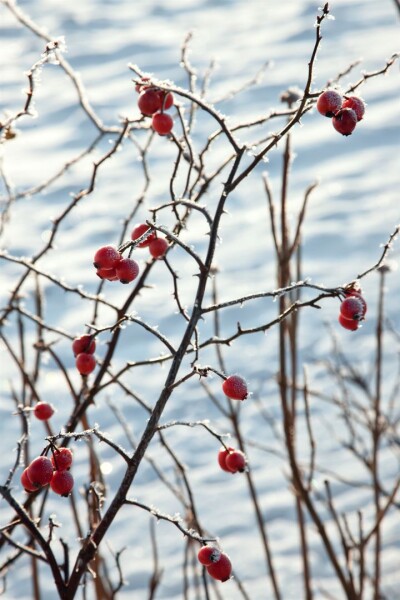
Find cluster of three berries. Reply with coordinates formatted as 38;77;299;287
317;90;365;136
21;448;74;497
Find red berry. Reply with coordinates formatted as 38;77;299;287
218;446;235;472
50;470;74;496
138;88;162;116
340;297;365;321
131;223;156;248
206;553;232;582
75;353;96;375
27;456;54;488
332;108;357;136
116;258;140;284
152;112;173;136
225;450;246;473
21;467;38;492
149;237;168;259
96;267;119;281
345;290;367;316
33;402;55;421
157;90;174;110
51;448;73;471
72;334;96;356
222;375;248;400
338;313;359;331
316;90;343;118
93;246;122;270
342;96;365;121
198;545;221;566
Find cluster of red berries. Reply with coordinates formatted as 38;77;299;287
197;545;232;582
131;223;169;259
73;333;97;375
21;448;74;497
135;77;174;136
218;446;247;473
316;90;365;136
338;289;367;331
94;246;140;284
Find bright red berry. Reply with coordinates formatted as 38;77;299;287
75;352;96;375
218;447;235;472
131;223;156;248
345;290;367;316
222;375;248;400
206;553;232;582
157;90;174;110
96;267;119;281
116;258;140;284
342;96;365;121
198;545;221;566
149;237;168;259
340;297;365;321
51;448;73;471
27;456;54;488
332;108;357;136
50;470;74;496
93;246;122;270
21;467;38;492
152;112;174;136
316;90;343;118
138;88;162;116
33;402;55;421
225;450;246;473
338;313;359;331
72;334;96;356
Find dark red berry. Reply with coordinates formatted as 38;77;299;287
72;335;96;356
51;448;73;471
75;353;96;375
225;450;246;473
27;456;54;488
338;313;359;331
96;267;119;281
222;375;248;400
50;470;74;496
131;223;156;248
332;108;357;136
152;112;173;136
218;447;235;472
116;258;140;284
198;545;221;566
93;246;122;270
138;89;162;116
149;237;168;259
342;96;365;121
316;90;343;118
206;553;232;582
157;90;174;110
33;402;55;421
21;467;38;492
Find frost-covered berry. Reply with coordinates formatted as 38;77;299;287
332;108;357;136
342;96;365;121
206;553;232;582
96;267;119;281
152;112;174;136
345;290;367;317
75;353;96;375
138;88;162;116
316;90;343;117
27;456;54;488
340;297;365;321
222;375;248;400
34;402;55;421
197;545;221;566
51;448;73;471
149;237;168;259
72;334;96;356
21;467;38;492
116;258;140;284
131;223;156;248
93;246;122;270
50;470;74;496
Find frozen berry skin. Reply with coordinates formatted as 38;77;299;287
342;96;365;121
218;446;235;472
198;545;221;566
157;90;174;110
51;448;73;471
75;353;96;375
332;108;357;136
96;267;119;281
21;467;38;492
131;223;156;248
138;88;162;116
316;90;343;117
116;258;140;284
34;402;55;421
340;297;365;321
50;470;74;496
93;246;122;270
345;290;367;317
152;112;174;136
27;456;54;488
225;450;246;473
206;553;232;582
338;313;359;331
72;334;96;356
222;375;248;400
149;237;168;259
